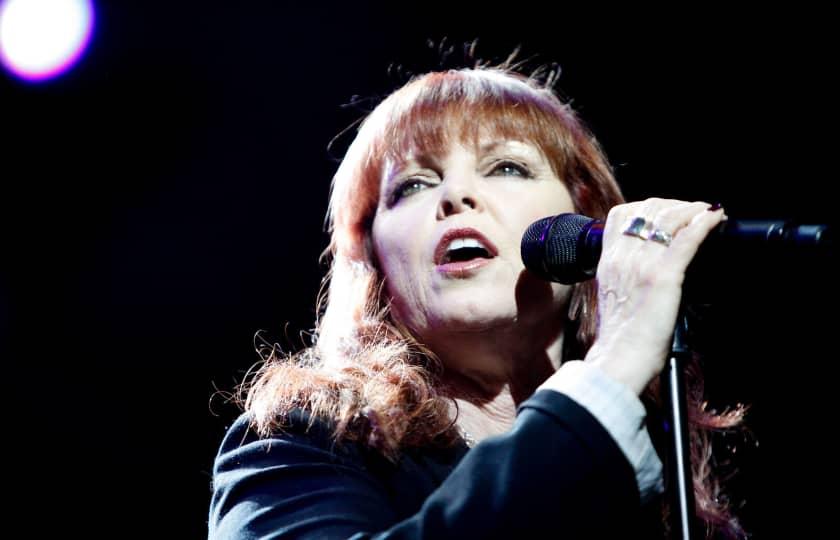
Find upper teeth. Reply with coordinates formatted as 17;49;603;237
446;237;489;253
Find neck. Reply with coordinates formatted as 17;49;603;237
434;317;566;443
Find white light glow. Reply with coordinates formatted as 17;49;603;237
0;0;95;82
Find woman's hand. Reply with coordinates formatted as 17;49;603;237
543;199;727;396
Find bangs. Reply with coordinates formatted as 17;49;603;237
377;70;575;179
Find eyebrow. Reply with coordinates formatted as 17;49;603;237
479;140;540;158
478;141;507;154
396;140;529;171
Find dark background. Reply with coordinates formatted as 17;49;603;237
2;2;836;537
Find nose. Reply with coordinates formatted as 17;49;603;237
436;175;483;219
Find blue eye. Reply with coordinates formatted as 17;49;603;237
490;160;532;178
391;179;430;204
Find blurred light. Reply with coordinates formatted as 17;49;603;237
0;0;95;82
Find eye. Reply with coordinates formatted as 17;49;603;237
390;178;432;205
489;160;533;178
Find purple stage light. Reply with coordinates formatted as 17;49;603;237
0;0;95;83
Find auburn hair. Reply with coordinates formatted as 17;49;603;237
240;63;748;539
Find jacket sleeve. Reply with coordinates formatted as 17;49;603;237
540;360;665;503
209;389;646;539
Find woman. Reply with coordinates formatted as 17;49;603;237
209;62;747;538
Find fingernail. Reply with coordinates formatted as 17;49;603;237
707;202;723;212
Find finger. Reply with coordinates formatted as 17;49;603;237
649;201;716;240
632;202;725;282
603;198;681;247
666;204;727;262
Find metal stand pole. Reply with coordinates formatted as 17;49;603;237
662;310;697;539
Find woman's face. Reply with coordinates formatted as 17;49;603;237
371;136;576;343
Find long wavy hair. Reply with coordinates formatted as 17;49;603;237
240;60;748;539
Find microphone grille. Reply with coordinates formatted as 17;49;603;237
521;213;595;284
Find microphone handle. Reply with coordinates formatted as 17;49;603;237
715;220;831;248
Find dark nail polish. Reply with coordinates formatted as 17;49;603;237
708;202;723;211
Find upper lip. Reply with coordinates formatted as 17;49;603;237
434;227;499;265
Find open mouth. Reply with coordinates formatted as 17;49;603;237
433;227;499;272
439;245;493;264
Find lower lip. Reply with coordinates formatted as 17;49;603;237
435;257;494;277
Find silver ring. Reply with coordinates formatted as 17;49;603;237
622;216;651;240
647;228;673;246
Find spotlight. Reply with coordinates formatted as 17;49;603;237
0;0;95;83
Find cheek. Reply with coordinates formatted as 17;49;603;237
373;204;430;272
372;213;394;270
374;237;426;328
502;183;575;228
372;220;423;301
374;229;412;276
537;184;576;216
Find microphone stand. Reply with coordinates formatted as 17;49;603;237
662;308;697;539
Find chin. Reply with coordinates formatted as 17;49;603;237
430;302;518;331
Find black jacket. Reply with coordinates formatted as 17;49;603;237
209;389;664;539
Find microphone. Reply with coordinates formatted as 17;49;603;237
521;213;832;284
